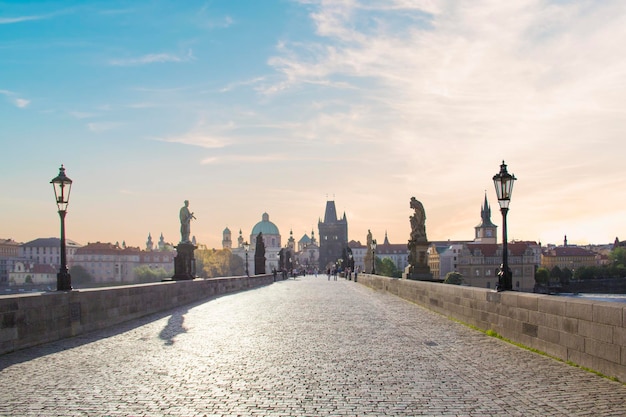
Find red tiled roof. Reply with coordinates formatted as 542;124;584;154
543;246;596;257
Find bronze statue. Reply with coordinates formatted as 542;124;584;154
179;200;195;243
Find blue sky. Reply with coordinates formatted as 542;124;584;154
3;0;626;249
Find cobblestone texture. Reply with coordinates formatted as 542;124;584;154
0;276;625;416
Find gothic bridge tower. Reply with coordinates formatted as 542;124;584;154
318;200;348;269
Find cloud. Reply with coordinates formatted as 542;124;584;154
109;49;195;66
0;89;30;108
219;77;266;93
14;98;30;108
155;133;228;149
0;15;47;24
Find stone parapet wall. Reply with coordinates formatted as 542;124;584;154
0;275;274;355
357;274;626;382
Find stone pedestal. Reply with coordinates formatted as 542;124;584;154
404;240;433;281
169;242;197;281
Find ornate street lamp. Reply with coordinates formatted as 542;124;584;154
50;165;73;291
371;239;377;274
243;241;250;276
493;160;517;291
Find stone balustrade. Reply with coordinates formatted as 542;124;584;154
0;275;273;355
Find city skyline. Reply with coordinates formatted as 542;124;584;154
3;1;626;249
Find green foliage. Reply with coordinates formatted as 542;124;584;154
443;272;463;285
195;248;244;278
377;258;401;278
25;275;33;284
134;265;170;283
535;267;549;285
609;247;626;267
573;264;626;280
549;266;562;280
69;265;94;286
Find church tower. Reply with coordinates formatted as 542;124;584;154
474;193;497;244
237;229;244;249
222;227;232;249
146;233;154;251
318;200;348;269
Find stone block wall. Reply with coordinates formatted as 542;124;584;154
0;275;274;355
357;274;626;382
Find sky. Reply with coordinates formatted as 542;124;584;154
3;0;626;250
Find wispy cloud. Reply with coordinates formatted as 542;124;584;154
0;15;48;24
219;77;266;93
155;133;228;149
0;89;30;108
267;1;626;157
109;49;195;66
201;153;289;165
15;98;30;108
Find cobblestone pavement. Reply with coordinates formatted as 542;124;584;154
1;276;625;417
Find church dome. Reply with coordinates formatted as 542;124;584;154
251;212;280;235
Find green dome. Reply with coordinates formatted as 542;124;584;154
251;213;280;235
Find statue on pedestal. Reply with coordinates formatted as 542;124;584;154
170;200;197;281
405;196;433;281
179;200;196;244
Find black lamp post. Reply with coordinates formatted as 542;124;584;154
243;241;250;276
371;239;377;274
493;160;517;291
51;165;73;291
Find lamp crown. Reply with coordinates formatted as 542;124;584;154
492;160;516;209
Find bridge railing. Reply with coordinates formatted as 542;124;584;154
357;274;626;382
0;275;274;355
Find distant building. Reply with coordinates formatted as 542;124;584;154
541;236;597;271
9;262;56;286
348;240;367;272
474;194;497;243
229;213;282;273
318;200;348;269
376;232;409;273
71;241;174;284
426;195;541;291
295;230;319;270
20;237;82;269
0;238;21;284
458;241;541;291
222;227;232;249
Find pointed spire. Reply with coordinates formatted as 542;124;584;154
481;192;491;222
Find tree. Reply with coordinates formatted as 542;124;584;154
25;275;33;284
560;267;573;285
378;258;400;278
534;267;550;285
195;248;244;278
609;247;626;267
134;265;170;283
444;272;463;285
549;266;562;283
574;266;595;280
69;265;94;287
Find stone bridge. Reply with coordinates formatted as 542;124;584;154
0;275;625;416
